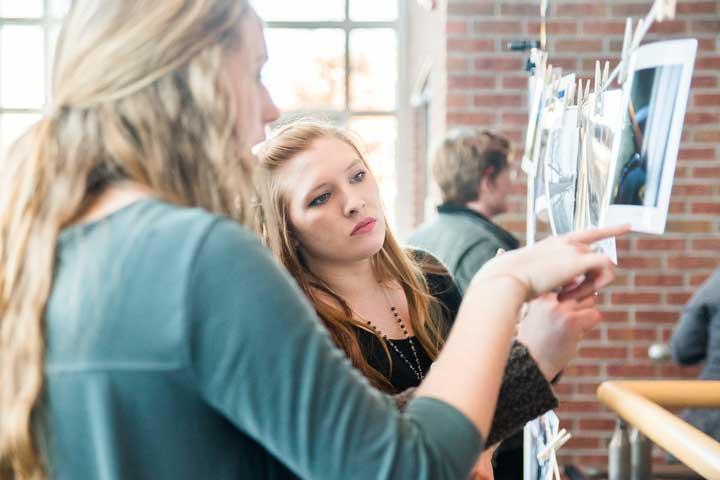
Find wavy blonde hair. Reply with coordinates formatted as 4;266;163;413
255;120;448;392
0;1;254;478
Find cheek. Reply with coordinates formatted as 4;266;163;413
239;87;261;126
365;176;382;205
289;208;331;247
232;80;252;133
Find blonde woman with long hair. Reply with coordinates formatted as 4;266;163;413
0;1;625;479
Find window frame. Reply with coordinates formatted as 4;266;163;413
264;0;411;237
0;0;65;150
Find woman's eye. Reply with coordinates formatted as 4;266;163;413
351;171;366;183
309;192;330;207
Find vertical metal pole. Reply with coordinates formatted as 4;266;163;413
631;427;652;480
609;418;631;480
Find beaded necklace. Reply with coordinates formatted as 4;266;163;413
360;288;425;382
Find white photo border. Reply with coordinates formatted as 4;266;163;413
601;38;697;234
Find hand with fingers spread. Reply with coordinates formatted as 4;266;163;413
518;293;602;381
470;225;630;302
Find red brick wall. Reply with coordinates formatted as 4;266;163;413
435;0;719;469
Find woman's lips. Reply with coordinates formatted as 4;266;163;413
351;218;377;236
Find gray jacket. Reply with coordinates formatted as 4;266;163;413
409;204;519;293
409;204;526;463
670;267;720;442
671;267;720;380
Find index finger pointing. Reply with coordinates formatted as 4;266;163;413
565;224;631;245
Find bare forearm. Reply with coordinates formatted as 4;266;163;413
416;276;526;439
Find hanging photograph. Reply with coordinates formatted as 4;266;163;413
545;75;577;236
533;74;567;226
521;74;547;176
575;94;618;262
586;89;624;229
602;38;697;234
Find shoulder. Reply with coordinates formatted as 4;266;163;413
459;237;504;264
686;267;720;311
406;248;452;284
138;199;262;255
410;212;508;258
405;248;462;326
411;211;483;239
124;199;277;289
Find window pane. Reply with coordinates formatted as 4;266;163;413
49;0;71;18
264;29;345;111
350;0;397;21
0;26;45;108
348;116;397;226
252;0;345;22
0;0;43;18
1;113;40;156
349;29;396;111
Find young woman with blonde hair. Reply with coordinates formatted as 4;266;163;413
256;120;616;477
0;1;624;479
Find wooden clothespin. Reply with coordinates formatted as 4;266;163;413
576;79;584;126
655;0;676;22
540;0;549;50
593;61;603;115
583;77;591;104
603;61;610;84
618;18;633;84
544;65;554;91
537;428;572;462
537;416;572;480
631;17;646;50
577;78;591;128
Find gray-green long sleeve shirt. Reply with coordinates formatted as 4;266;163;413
44;199;482;480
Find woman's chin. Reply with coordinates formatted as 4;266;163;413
354;234;385;260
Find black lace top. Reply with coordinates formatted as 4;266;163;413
352;251;460;392
352;250;558;446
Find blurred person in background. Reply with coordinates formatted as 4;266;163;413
670;267;720;444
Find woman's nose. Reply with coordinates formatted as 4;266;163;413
343;192;366;217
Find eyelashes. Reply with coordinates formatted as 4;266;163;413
307;170;367;208
309;192;330;207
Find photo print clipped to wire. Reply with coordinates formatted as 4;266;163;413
544;73;577;237
521;51;549;177
601;38;697;234
532;68;563;233
584;88;625;262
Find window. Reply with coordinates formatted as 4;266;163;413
0;1;409;233
0;0;70;153
256;0;406;229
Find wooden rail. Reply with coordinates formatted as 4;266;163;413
597;380;720;480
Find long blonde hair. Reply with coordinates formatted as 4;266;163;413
0;1;254;478
255;120;447;392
